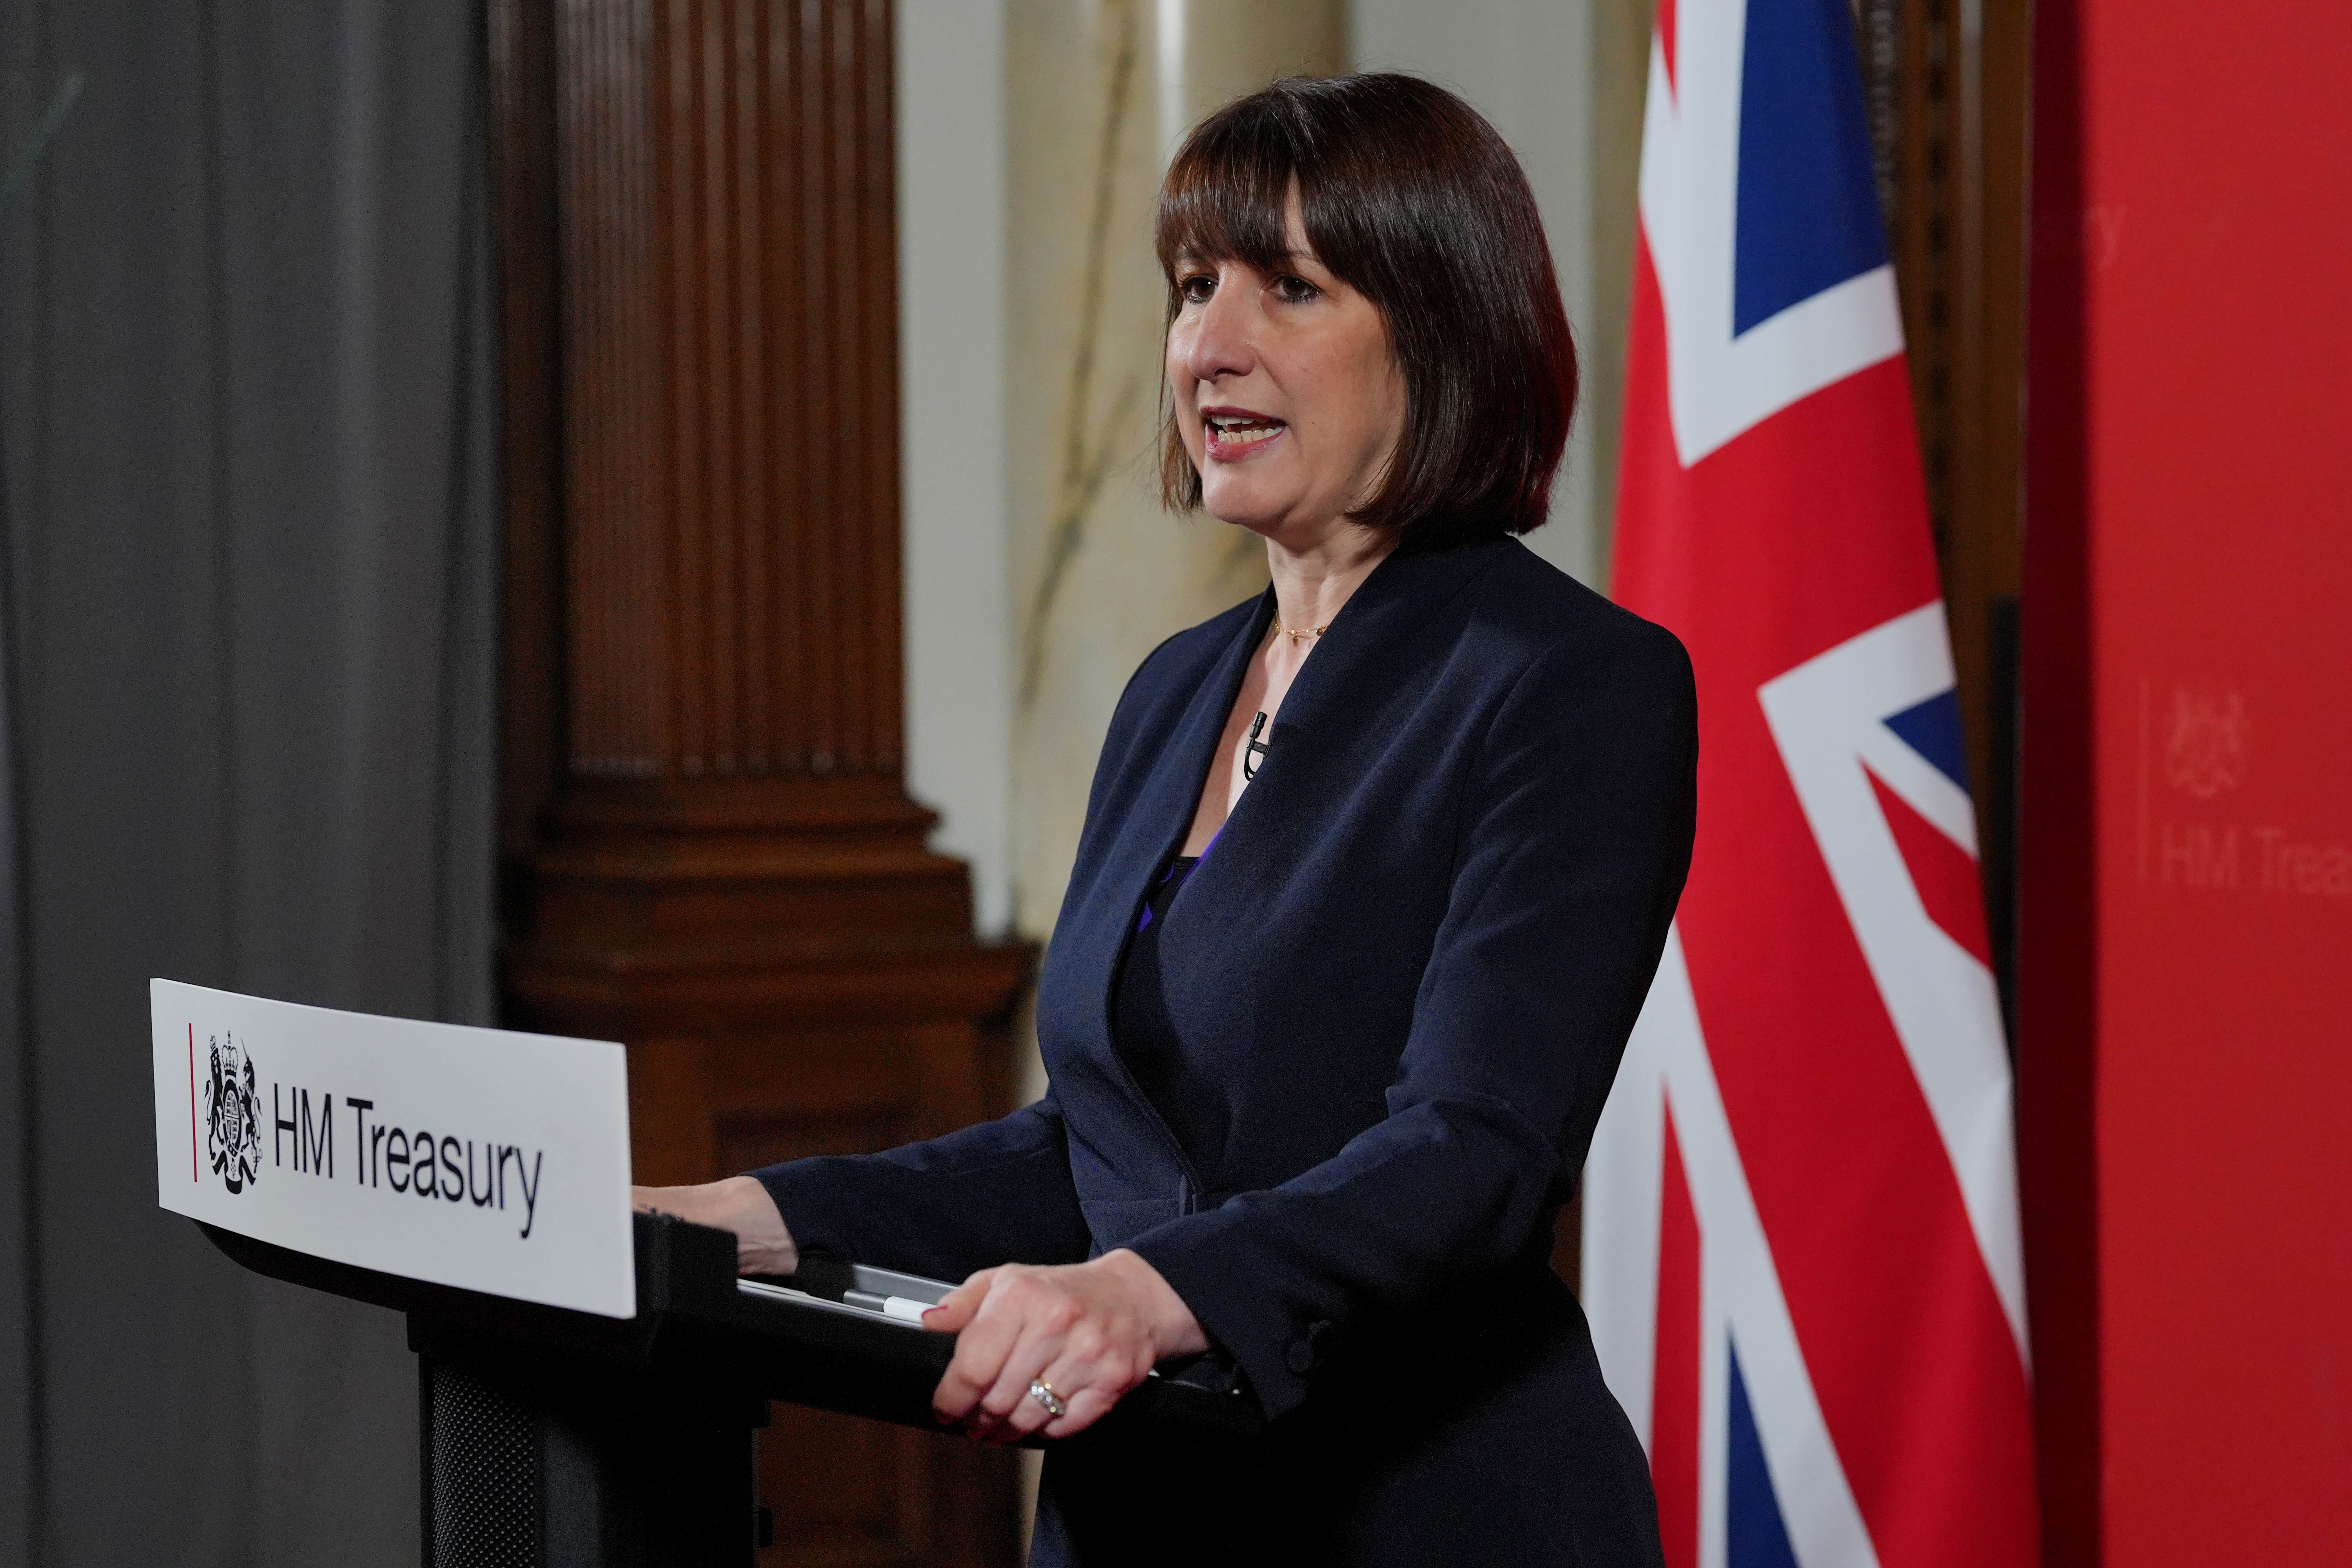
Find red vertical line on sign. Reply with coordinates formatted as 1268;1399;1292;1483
1653;1093;1702;1568
188;1023;199;1181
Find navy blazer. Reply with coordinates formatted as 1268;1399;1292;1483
757;536;1695;1566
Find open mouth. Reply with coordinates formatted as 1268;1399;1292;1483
1203;410;1287;456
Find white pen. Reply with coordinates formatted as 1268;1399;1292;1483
844;1288;938;1323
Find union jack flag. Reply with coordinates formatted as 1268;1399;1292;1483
1581;2;2041;1566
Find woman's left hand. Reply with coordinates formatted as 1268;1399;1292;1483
922;1248;1210;1442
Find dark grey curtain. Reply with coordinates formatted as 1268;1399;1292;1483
0;3;494;1563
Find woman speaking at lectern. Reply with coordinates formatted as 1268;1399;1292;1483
639;74;1696;1566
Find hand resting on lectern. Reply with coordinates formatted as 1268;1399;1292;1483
632;1176;799;1275
629;1180;1205;1442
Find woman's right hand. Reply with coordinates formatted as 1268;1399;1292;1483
631;1175;799;1276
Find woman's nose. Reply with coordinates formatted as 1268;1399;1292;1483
1181;278;1257;384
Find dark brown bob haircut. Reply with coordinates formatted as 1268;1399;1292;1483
1156;73;1577;545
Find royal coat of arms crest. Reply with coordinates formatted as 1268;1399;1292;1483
203;1033;262;1193
2163;681;2249;800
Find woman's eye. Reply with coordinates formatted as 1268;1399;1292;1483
1178;274;1216;304
1272;274;1322;303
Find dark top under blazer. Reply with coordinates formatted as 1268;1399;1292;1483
756;536;1697;1567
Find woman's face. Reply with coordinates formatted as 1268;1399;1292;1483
1165;197;1405;545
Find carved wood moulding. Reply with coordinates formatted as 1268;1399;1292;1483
557;0;902;788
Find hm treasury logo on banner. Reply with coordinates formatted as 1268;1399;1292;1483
1582;0;2040;1565
152;980;635;1318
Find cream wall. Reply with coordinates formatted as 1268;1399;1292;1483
1348;0;1604;586
898;0;1015;935
1002;0;1341;947
1350;0;1653;592
897;0;1646;945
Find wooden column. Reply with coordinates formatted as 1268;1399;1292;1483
488;2;1026;1562
1860;0;2033;1017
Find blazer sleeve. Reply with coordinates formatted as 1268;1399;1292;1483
750;1094;1096;1283
1125;621;1699;1420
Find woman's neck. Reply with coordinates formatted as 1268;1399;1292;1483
1265;521;1398;634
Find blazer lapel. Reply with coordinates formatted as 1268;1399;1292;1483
1109;588;1277;909
1069;589;1275;1190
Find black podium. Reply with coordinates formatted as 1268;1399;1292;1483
200;1213;1258;1567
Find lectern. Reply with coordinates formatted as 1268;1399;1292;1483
200;1212;1257;1566
153;980;1256;1568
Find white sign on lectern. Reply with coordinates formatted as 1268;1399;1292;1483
152;979;635;1318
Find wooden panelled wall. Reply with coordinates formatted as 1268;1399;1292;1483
1860;0;2034;1016
486;3;1027;1564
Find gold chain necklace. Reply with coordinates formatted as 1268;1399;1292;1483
1272;616;1329;647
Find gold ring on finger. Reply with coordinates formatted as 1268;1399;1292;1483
1027;1378;1068;1419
